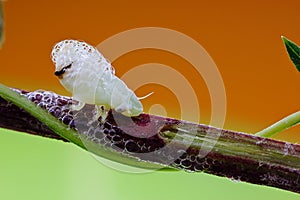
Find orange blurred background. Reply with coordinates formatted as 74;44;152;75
1;0;300;142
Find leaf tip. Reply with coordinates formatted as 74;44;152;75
281;35;287;43
281;35;292;46
281;35;300;72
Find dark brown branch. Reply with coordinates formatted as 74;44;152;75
1;88;300;194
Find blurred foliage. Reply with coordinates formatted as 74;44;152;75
0;1;3;47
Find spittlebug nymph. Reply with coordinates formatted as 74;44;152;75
51;39;143;118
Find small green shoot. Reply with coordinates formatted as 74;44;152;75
255;36;300;138
255;111;300;138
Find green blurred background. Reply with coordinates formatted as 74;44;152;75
1;0;300;199
1;128;299;200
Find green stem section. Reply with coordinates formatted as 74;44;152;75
255;111;300;138
0;83;85;148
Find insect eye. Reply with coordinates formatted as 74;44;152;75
54;68;65;76
54;63;72;77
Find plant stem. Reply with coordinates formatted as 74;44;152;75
0;84;84;147
255;111;300;138
0;84;166;170
1;87;300;194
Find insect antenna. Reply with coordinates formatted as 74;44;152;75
137;92;154;100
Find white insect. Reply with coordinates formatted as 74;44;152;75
51;39;145;117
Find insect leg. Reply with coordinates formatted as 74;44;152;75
89;105;110;125
71;101;85;111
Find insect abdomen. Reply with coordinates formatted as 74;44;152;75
95;73;143;116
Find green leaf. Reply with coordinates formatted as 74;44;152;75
282;36;300;72
0;1;3;47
